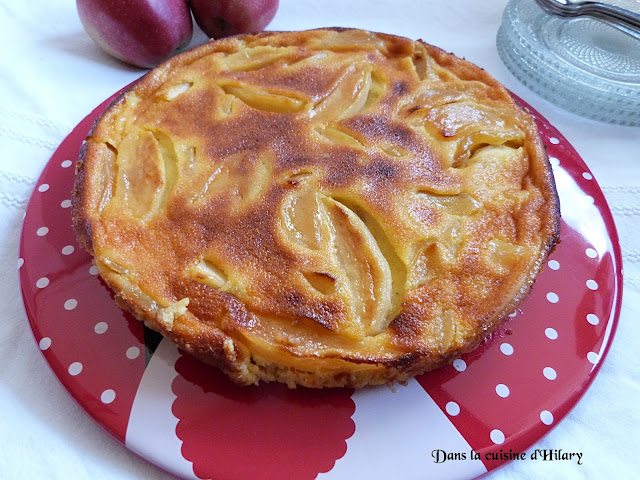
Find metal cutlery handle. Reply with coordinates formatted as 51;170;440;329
590;1;640;28
536;0;640;38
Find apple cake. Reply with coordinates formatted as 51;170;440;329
73;28;560;388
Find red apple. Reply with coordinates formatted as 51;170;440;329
76;0;193;68
190;0;279;39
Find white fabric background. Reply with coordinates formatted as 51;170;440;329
1;1;638;478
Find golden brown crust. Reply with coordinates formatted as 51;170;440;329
73;28;560;388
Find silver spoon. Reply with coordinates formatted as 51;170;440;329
535;0;640;39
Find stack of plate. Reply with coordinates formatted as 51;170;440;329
497;0;640;126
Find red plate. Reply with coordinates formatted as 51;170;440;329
20;90;622;480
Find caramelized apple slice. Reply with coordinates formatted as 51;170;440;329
219;82;307;113
322;196;393;338
279;188;394;338
311;64;385;121
104;130;165;221
187;151;273;213
415;190;482;216
219;46;294;72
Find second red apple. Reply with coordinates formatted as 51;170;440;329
190;0;279;39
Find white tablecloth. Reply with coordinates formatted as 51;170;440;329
1;1;638;478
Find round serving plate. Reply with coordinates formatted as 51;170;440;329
19;90;622;480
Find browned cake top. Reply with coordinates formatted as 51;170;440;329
73;28;560;388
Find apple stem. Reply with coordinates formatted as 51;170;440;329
214;17;230;37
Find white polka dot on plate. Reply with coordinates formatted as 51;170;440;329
64;299;78;310
540;410;554;425
549;156;560;166
18;258;24;269
36;227;49;236
496;384;510;398
61;199;72;208
508;311;517;318
585;248;597;259
582;172;593;180
490;429;505;445
38;184;49;192
39;337;52;351
543;367;557;380
549;137;560;145
500;343;514;355
545;328;558;340
586;313;600;325
587;352;599;364
586;279;598;291
94;322;108;334
89;265;99;275
546;292;559;303
445;401;460;416
61;160;73;168
101;389;116;404
548;260;560;270
68;362;83;376
61;245;75;256
126;346;140;360
36;277;49;289
453;359;467;372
